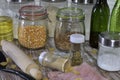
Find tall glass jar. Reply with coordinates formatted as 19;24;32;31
54;7;85;52
41;0;67;38
0;1;14;45
18;5;48;49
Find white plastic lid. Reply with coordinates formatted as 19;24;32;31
70;34;85;43
39;51;47;64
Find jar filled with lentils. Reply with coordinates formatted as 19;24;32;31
54;7;85;52
18;5;48;49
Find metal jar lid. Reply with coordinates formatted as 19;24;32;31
99;32;120;48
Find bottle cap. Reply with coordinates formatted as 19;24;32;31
39;51;47;64
70;34;85;43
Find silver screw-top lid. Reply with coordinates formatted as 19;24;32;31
99;32;120;48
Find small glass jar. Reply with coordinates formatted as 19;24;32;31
39;51;70;72
18;5;48;49
0;16;13;45
97;32;120;71
54;7;85;52
70;34;85;66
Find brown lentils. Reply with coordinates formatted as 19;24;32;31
18;25;47;49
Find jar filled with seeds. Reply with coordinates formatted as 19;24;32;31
18;5;48;49
54;7;85;52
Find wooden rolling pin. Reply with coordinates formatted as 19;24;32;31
1;40;42;80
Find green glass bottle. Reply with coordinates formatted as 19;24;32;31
109;0;120;32
89;0;110;49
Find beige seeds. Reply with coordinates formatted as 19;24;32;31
18;26;47;49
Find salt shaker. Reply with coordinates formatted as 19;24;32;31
97;32;120;71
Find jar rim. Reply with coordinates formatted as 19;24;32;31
56;7;85;22
19;5;47;17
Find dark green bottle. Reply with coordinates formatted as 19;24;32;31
109;0;120;32
89;0;110;49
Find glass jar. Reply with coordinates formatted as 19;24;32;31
54;7;85;52
0;16;13;45
39;51;70;72
41;0;66;37
97;32;120;71
70;34;85;66
18;5;48;49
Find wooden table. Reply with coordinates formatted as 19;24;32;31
0;38;120;80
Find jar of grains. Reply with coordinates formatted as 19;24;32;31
18;5;48;49
54;7;85;52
